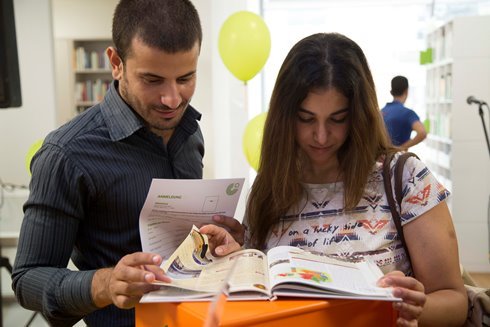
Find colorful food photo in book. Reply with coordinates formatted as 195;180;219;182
277;268;331;284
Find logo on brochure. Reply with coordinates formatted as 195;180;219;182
226;183;240;196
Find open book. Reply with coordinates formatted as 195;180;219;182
140;226;401;303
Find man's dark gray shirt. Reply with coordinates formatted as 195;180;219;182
12;81;204;326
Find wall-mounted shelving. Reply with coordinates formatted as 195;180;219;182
72;39;112;114
424;15;490;271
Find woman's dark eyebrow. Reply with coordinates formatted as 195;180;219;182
298;108;313;115
298;107;349;115
331;108;349;116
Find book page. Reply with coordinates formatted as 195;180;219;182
139;178;244;260
140;287;216;303
225;249;270;297
154;225;229;292
267;246;397;300
145;226;270;302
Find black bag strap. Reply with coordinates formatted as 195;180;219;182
382;152;419;267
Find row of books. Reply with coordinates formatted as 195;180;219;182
75;79;111;103
74;47;111;71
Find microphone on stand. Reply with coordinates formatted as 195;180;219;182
466;95;490;157
467;96;487;106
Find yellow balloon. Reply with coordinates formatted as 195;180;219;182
25;139;44;175
218;11;271;83
242;112;267;171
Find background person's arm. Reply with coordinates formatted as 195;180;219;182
400;120;427;150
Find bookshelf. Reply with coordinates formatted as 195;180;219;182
54;38;113;124
73;39;112;114
424;15;490;271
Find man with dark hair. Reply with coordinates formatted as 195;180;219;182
381;75;427;149
12;1;243;326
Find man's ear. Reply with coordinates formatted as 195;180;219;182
106;47;123;80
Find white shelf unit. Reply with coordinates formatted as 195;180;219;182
73;39;112;114
425;15;490;272
54;38;112;124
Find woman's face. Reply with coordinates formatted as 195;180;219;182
295;87;350;181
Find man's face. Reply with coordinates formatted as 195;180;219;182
111;37;199;143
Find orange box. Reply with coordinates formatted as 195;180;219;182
135;299;397;326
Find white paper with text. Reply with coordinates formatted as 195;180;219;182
139;178;244;260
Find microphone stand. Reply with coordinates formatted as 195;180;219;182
478;104;490;264
478;103;490;157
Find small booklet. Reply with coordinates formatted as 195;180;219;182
140;226;401;303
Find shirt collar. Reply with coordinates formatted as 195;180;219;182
101;81;144;141
100;81;201;141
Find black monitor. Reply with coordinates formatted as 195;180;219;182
0;0;22;108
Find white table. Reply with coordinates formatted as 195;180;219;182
0;195;26;327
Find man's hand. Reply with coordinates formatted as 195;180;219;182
91;252;170;309
212;215;245;246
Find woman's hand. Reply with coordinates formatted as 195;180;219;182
211;215;245;245
378;271;427;326
200;224;242;256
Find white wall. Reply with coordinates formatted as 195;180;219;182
206;0;258;219
51;0;116;38
0;0;56;298
0;0;57;187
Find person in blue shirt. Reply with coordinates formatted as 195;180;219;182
381;76;427;149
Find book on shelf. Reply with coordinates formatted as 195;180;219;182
75;79;111;103
140;225;401;303
74;46;110;71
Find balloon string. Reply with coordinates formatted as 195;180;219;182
244;82;248;115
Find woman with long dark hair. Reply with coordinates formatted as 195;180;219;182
244;33;467;326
